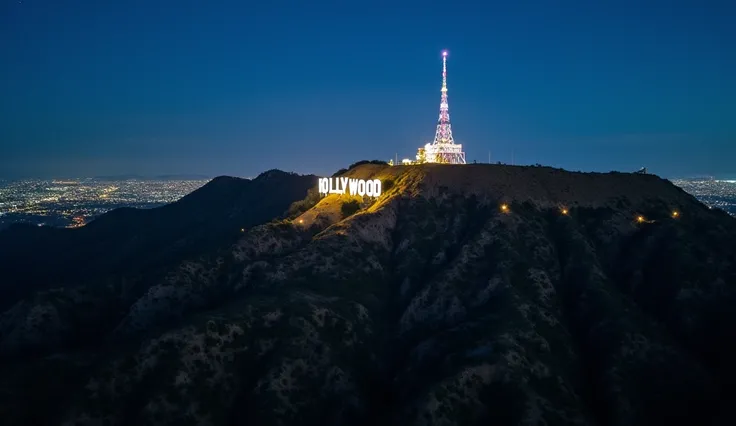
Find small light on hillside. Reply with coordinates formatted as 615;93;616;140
672;210;679;218
561;208;569;215
500;204;509;213
298;219;304;224
240;228;245;232
636;215;645;223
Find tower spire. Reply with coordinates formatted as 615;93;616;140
421;50;466;164
442;51;448;92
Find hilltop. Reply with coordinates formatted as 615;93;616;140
0;163;735;426
0;170;316;311
307;162;709;220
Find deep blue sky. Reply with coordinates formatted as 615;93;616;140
1;0;734;178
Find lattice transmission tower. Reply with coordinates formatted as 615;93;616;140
419;50;466;164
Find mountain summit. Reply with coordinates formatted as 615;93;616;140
1;163;735;426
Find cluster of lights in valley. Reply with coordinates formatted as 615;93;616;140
0;179;207;228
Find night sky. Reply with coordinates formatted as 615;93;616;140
1;0;734;179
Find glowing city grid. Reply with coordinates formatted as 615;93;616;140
0;178;208;229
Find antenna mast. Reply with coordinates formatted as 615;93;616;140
420;50;466;164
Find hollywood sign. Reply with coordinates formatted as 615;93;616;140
318;177;382;197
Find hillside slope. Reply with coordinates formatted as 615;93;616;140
0;170;316;312
1;163;735;426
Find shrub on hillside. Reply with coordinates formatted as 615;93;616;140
285;188;321;219
347;160;389;170
341;200;361;218
332;168;349;177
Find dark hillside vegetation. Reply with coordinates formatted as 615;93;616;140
0;163;734;426
0;170;316;311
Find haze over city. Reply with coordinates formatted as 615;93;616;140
1;0;735;179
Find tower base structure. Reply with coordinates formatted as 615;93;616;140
420;142;466;164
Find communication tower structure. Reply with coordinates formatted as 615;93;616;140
420;51;466;164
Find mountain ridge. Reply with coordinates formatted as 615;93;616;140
0;170;316;312
1;163;735;426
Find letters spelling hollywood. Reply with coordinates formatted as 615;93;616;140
318;177;382;197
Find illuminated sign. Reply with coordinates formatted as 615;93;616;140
318;177;382;197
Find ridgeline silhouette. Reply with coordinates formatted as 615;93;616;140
0;163;734;426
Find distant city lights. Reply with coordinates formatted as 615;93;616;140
671;179;736;216
0;178;207;229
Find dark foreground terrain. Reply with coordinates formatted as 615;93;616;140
1;163;735;426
